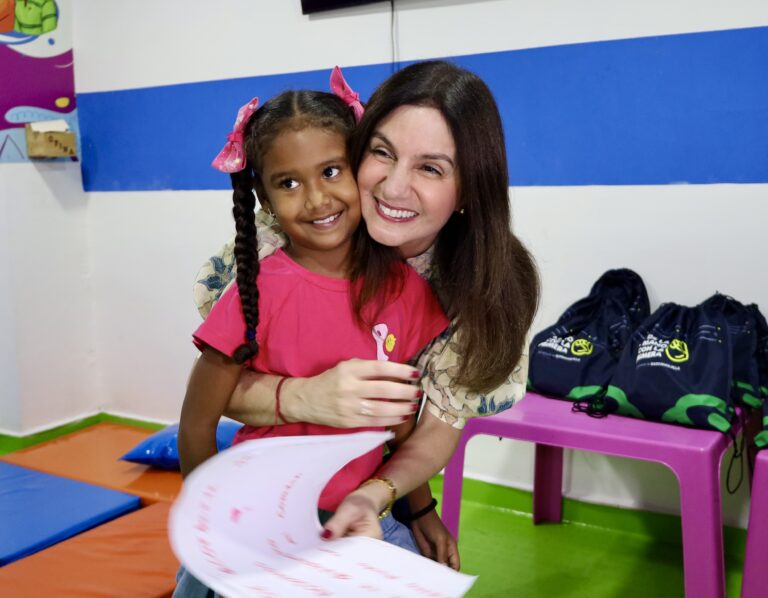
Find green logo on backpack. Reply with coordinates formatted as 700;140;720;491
570;339;594;356
665;339;689;363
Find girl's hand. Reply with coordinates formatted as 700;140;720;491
284;359;422;428
321;493;383;540
410;510;461;570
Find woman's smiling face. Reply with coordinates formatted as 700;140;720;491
356;105;459;258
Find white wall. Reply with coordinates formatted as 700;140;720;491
0;182;22;432
74;0;768;92
0;162;97;433
3;0;764;525
86;190;233;422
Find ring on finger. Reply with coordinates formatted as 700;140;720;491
359;400;374;417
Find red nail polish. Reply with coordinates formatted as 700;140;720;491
416;390;424;399
410;370;421;379
320;529;332;539
410;404;418;412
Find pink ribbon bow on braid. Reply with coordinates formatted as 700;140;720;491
211;97;259;173
330;66;364;123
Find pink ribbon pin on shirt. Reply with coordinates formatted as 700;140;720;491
211;97;259;173
330;66;364;123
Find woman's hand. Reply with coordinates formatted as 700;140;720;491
321;492;383;541
286;359;423;428
410;510;460;570
226;359;423;429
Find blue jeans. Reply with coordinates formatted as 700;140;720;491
173;514;419;597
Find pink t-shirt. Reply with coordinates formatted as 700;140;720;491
193;249;448;510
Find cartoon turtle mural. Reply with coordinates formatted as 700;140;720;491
14;0;57;35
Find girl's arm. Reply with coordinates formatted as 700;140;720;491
406;485;460;570
224;359;423;429
178;347;243;478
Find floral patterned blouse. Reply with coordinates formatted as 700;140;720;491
192;210;528;429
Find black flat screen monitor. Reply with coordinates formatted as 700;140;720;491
301;1;382;14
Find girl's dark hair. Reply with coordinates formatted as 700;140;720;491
350;61;540;392
230;90;402;364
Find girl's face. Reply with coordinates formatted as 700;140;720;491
259;126;360;273
357;105;459;258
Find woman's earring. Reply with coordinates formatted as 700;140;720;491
459;208;465;215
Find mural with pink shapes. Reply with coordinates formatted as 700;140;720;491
0;0;77;162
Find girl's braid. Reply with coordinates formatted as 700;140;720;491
231;168;260;364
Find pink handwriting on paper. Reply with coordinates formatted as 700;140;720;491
358;583;381;592
276;473;303;519
267;538;352;580
195;536;235;575
230;506;254;524
252;561;333;597
193;484;237;576
356;562;400;580
244;586;279;598
405;582;446;597
233;453;255;468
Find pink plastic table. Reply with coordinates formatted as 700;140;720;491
741;449;768;598
442;392;738;598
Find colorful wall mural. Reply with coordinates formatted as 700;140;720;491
0;0;77;162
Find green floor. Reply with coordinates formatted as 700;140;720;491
430;478;745;597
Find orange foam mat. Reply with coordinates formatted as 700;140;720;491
0;422;181;504
0;502;178;597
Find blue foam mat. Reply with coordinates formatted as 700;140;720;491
0;462;141;566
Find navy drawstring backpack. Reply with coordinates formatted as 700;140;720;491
595;298;755;492
604;302;734;433
701;293;763;410
527;269;649;402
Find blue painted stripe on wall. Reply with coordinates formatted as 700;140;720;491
77;27;768;191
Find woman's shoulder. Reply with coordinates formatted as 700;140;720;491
416;327;529;429
405;246;435;281
193;210;287;319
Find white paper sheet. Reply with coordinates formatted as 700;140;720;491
169;432;476;597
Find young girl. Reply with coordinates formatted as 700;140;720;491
175;86;449;595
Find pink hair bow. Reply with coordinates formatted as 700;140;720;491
330;66;364;123
211;97;259;173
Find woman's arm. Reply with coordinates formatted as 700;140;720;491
322;410;462;537
178;347;243;478
224;359;424;428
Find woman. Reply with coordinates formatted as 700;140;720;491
194;60;539;570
